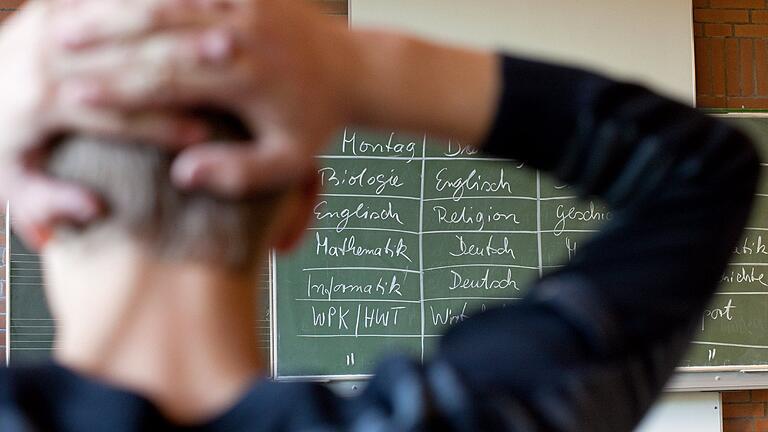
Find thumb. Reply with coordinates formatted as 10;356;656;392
171;137;311;197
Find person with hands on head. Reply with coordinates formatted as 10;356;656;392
0;0;761;431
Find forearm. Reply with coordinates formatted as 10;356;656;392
343;29;500;145
437;56;759;430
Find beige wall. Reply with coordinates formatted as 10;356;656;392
350;0;694;104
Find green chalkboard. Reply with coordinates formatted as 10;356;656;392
273;128;609;377
8;234;52;364
275;120;768;378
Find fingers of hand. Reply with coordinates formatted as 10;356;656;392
54;29;240;109
171;137;308;197
50;102;212;148
52;0;236;49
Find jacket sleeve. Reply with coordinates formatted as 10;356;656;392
434;55;760;431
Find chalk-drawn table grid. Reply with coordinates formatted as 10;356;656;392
277;128;610;375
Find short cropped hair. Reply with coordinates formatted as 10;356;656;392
47;112;279;270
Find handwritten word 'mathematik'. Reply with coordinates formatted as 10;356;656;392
315;233;412;262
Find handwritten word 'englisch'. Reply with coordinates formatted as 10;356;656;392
318;167;404;195
449;235;516;258
342;129;418;162
314;201;404;232
433;205;520;231
315;233;412;263
434;168;515;201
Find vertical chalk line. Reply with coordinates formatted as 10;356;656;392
536;170;544;278
418;135;427;363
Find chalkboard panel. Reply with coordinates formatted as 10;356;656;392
274;128;607;377
275;120;768;378
8;234;52;364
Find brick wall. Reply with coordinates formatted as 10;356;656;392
723;390;768;432
694;0;768;108
694;3;768;429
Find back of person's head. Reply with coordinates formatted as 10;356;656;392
46;112;283;271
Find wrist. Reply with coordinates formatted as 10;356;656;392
342;30;415;128
317;19;367;128
340;29;501;145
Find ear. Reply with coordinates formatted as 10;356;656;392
273;170;320;253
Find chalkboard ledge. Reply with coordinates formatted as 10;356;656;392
668;367;768;391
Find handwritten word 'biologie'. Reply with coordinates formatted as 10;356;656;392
318;167;404;195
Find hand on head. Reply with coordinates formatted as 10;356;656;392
51;0;357;192
0;0;357;249
0;1;204;248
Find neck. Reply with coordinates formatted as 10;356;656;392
44;237;265;424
